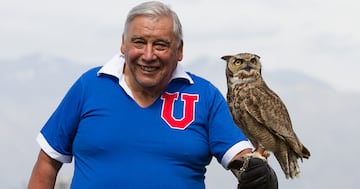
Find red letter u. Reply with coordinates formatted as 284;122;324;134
161;92;199;130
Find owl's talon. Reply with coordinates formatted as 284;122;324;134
254;147;270;159
263;151;270;158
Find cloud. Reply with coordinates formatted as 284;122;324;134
2;0;359;92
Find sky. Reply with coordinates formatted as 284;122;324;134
1;0;360;93
1;0;360;188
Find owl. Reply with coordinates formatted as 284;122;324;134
221;53;310;179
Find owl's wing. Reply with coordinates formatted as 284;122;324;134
243;85;303;152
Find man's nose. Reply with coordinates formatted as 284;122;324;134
142;45;156;61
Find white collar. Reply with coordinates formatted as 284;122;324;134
98;54;194;84
97;54;125;80
97;54;194;97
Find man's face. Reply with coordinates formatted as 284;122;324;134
121;15;183;93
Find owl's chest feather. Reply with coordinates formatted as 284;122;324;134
227;83;252;117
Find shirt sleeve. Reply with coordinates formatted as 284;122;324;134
38;76;84;163
207;85;253;169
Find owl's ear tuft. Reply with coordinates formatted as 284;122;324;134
221;55;232;62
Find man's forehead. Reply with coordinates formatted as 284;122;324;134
129;15;172;29
126;16;175;42
130;35;171;43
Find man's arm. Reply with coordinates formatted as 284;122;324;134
28;149;63;189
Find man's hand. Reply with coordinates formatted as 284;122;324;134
228;152;278;189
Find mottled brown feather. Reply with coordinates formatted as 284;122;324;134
222;53;310;179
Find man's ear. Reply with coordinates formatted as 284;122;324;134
177;40;183;61
120;34;125;54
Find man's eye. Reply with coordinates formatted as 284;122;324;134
154;43;168;51
134;40;145;44
133;40;145;48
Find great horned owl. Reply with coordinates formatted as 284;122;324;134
221;53;310;179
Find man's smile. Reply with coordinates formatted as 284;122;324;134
137;64;160;72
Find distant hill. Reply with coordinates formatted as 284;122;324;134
1;54;359;189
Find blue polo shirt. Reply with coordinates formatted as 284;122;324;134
37;54;253;189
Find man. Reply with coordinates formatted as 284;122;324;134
28;1;277;188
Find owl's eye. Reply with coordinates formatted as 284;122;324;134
233;58;242;66
250;58;257;64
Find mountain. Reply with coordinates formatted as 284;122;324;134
1;54;359;188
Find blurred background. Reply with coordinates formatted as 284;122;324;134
1;0;359;188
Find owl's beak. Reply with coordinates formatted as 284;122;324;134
242;62;252;72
